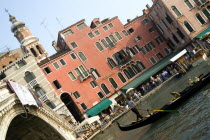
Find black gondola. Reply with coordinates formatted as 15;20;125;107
117;72;210;131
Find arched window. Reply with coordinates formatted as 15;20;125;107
136;61;146;70
123;69;131;79
193;0;202;6
184;0;193;9
30;48;38;57
95;42;104;51
127;67;136;78
109;35;117;43
171;6;182;17
196;13;206;24
105;37;112;44
184;21;194;33
36;45;43;54
90;68;100;79
109;78;118;89
35;87;46;97
24;71;36;83
107;58;117;68
131;64;139;74
101;83;110;95
78;52;87;62
118;72;126;83
126;47;135;57
135;63;142;73
115;32;122;40
202;8;210;20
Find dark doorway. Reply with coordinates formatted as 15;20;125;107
6;114;65;140
61;93;84;122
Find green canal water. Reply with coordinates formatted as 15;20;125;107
93;84;210;140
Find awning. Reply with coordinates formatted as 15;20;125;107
86;99;112;116
170;49;187;62
121;51;180;91
195;27;210;39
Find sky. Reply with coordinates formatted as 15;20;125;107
0;0;152;56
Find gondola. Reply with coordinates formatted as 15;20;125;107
117;72;210;131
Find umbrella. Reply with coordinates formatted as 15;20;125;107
126;88;135;94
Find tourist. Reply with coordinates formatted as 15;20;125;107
127;97;143;121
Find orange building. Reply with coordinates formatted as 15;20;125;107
39;15;172;122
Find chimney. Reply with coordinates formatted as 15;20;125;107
127;19;131;22
142;9;146;15
146;4;151;9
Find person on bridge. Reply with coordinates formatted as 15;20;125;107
127;97;143;121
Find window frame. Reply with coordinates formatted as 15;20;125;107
150;57;157;65
52;62;60;70
68;71;77;81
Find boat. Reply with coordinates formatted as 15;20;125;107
117;72;210;131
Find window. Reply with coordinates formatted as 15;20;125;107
75;65;89;78
122;30;129;36
53;80;62;89
63;29;74;37
156;53;163;60
148;41;156;50
148;27;155;32
101;83;110;94
90;68;100;80
134;36;141;42
171;6;182;17
184;0;194;9
90;81;97;88
136;61;146;70
153;9;158;15
80;103;87;110
202;8;210;20
161;19;168;29
97;92;104;99
17;60;26;68
35;87;46;97
95;42;104;51
196;13;206;25
142;18;150;25
95;21;100;25
59;59;66;66
118;72;126;83
73;91;80;99
123;69;131;79
150;57;157;64
165;13;173;24
164;48;170;55
46;101;55;109
24;71;35;83
109;78;118;89
53;62;60;69
105;37;115;48
44;67;52;74
142;46;150;54
107;58;117;68
108;23;114;28
156;24;164;34
109;35;117;43
77;22;87;30
184;21;194;33
70;53;77;59
193;0;202;6
149;15;154;20
68;72;76;81
103;26;108;31
172;33;180;44
78;52;87;62
127;67;136;78
177;28;185;39
95;30;100;35
128;28;134;34
101;39;109;48
155;36;163;44
30;48;38;57
70;42;78;48
133;45;141;53
88;32;94;38
115;32;123;40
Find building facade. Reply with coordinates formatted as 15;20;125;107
39;15;172;121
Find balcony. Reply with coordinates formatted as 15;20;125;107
28;79;38;88
118;56;134;69
78;71;91;82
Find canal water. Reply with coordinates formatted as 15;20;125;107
92;84;210;140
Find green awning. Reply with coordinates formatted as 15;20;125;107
86;99;112;116
121;51;180;91
195;27;210;39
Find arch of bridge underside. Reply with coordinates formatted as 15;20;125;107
0;94;76;140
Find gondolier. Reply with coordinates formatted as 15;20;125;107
127;97;143;121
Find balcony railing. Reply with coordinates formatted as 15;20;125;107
78;71;91;82
28;79;38;88
39;94;48;103
118;56;133;67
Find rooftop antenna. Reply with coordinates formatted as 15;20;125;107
40;18;55;40
56;17;64;29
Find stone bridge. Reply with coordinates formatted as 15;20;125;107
0;82;76;140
